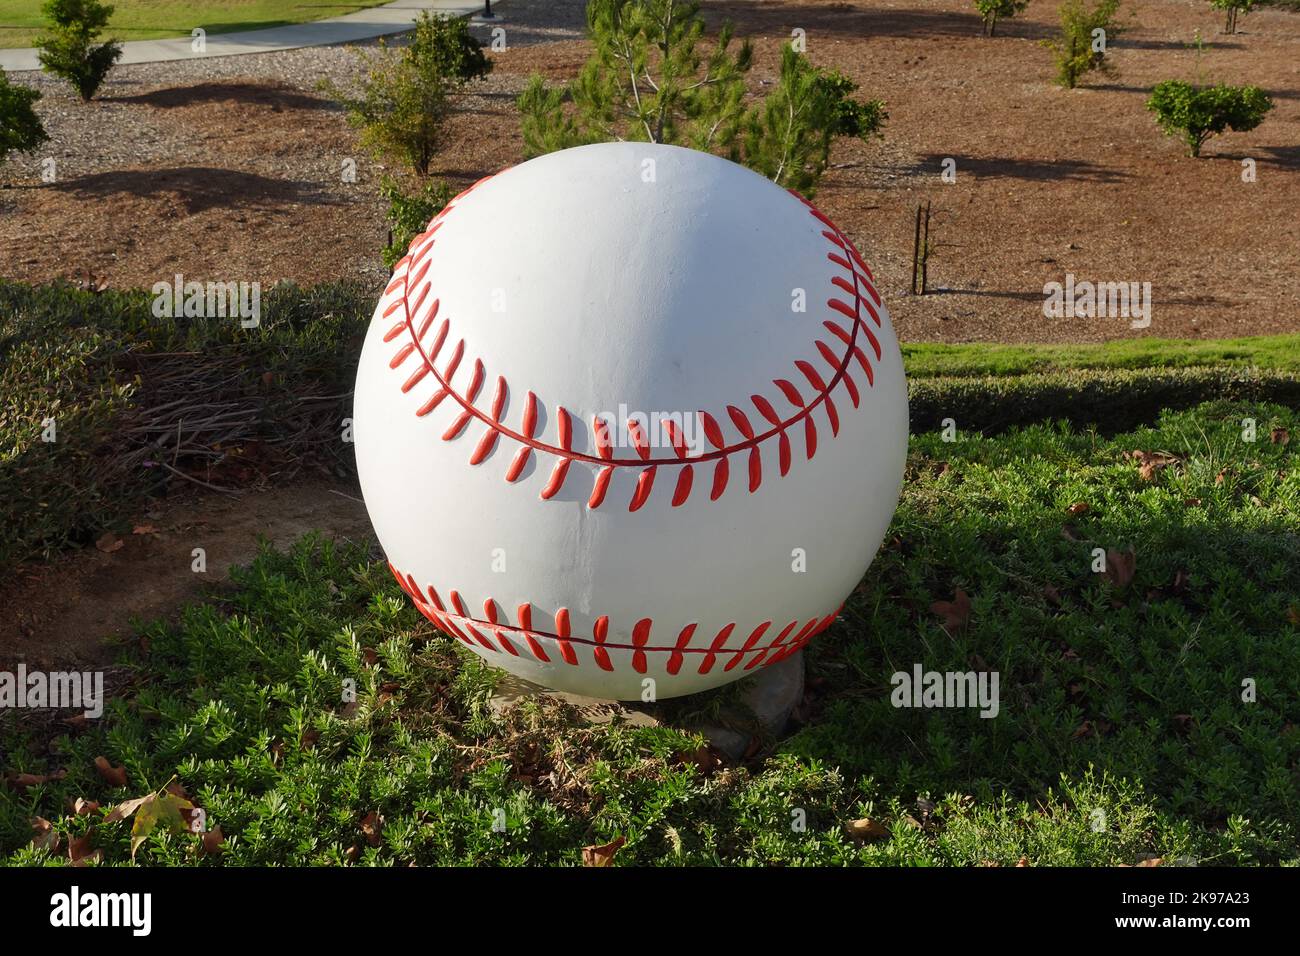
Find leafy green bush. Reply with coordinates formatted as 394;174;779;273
36;0;122;102
0;72;48;165
975;0;1030;36
0;281;373;571
517;0;885;196
1211;0;1255;33
379;175;454;269
325;12;491;177
1146;80;1273;157
1042;0;1124;89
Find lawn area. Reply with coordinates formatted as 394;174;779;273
3;400;1296;866
0;0;394;48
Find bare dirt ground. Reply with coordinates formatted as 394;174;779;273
1;0;1297;342
0;480;373;669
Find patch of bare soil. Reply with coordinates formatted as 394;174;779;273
0;0;1297;342
0;480;373;670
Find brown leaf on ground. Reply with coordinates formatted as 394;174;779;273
104;795;150;824
1042;584;1062;606
7;769;67;790
582;836;626;867
201;825;225;855
94;756;127;787
71;798;100;816
1136;855;1163;867
845;817;891;842
1288;606;1300;626
1067;502;1090;516
931;589;971;629
345;843;360;864
360;812;384;847
1128;450;1179;482
1015;856;1030;867
1102;548;1136;589
301;729;321;751
1183;497;1202;507
131;524;159;535
95;533;124;553
1215;468;1229;486
362;647;378;667
67;833;96;863
1270;427;1290;445
31;817;59;852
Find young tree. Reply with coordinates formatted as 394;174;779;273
739;44;886;195
0;72;49;165
518;0;886;196
37;0;122;102
1210;0;1255;34
975;0;1030;37
378;175;454;267
518;0;753;154
1043;0;1124;89
1146;80;1273;156
326;12;491;177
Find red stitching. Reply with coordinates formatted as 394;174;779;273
389;563;837;674
381;175;883;511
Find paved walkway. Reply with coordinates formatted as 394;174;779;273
0;0;499;72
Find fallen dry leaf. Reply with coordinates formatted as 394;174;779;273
1015;856;1030;867
1128;449;1179;482
1270;427;1290;446
201;825;225;855
1136;855;1163;867
95;532;124;553
845;817;891;842
582;836;626;867
31;817;59;852
7;769;67;790
94;756;127;787
71;798;100;816
67;833;96;864
360;812;384;847
931;589;972;629
1067;502;1090;516
1288;606;1300;626
131;524;159;535
1102;548;1136;589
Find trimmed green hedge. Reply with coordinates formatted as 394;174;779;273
910;367;1300;435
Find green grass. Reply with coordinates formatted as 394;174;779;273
3;400;1297;866
903;334;1300;379
0;0;395;49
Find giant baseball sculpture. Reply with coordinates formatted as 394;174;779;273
354;143;907;700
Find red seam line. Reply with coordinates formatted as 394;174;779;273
434;608;817;656
393;195;876;469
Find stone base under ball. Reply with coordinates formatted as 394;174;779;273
488;651;806;762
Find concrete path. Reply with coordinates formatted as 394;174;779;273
0;0;500;72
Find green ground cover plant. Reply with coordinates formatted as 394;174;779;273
3;401;1296;865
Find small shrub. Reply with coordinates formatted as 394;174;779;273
36;0;122;102
738;44;886;196
325;12;491;177
1146;80;1273;157
380;175;454;268
975;0;1030;36
0;72;48;164
1043;0;1124;89
519;0;884;196
1211;0;1255;33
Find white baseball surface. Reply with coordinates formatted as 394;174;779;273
353;142;908;700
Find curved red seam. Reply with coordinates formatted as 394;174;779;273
390;191;878;470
